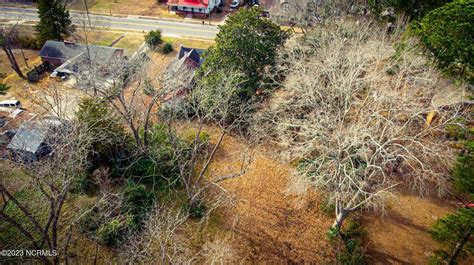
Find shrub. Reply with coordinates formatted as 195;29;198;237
121;180;156;225
186;200;206;219
320;197;336;216
97;215;134;247
0;83;10;95
182;129;210;153
446;118;470;140
76;97;128;172
328;218;367;264
413;0;474;82
78;207;104;235
70;174;98;195
162;42;173;54
337;238;366;265
145;30;163;49
453;140;474;195
17;35;42;50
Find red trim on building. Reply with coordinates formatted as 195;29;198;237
168;0;209;8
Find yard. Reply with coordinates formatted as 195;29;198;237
67;0;228;22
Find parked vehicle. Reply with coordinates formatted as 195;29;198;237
0;100;21;109
231;0;248;9
248;0;259;6
230;0;240;9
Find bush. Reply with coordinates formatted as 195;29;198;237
121;180;156;225
182;129;210;153
0;83;10;95
446;118;470;140
97;215;134;247
145;30;163;49
328;218;367;264
70;174;98;195
186;199;207;219
17;35;42;50
126;124;183;187
78;207;104;235
413;0;474;82
320;197;336;216
78;181;156;247
453;140;474;195
76;97;128;173
162;42;173;54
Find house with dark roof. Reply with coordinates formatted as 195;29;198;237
162;45;206;102
39;40;124;76
167;0;220;17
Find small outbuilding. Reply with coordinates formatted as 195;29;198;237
7;120;60;162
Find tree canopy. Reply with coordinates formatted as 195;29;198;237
369;0;453;20
413;0;473;81
144;30;163;49
197;7;289;99
429;208;474;263
36;0;73;43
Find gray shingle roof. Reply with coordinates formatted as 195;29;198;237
39;40;83;60
39;40;123;63
178;46;206;65
7;121;47;153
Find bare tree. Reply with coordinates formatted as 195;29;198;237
271;0;368;32
159;70;254;213
119;202;236;263
253;21;468;231
0;23;25;79
0;117;93;264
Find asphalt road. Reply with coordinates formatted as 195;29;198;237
0;7;219;39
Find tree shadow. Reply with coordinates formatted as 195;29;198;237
367;249;414;265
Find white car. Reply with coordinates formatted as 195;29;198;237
230;0;240;9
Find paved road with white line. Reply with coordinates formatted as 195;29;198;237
0;7;219;39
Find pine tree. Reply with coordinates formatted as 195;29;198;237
35;0;73;44
429;208;474;264
430;137;474;264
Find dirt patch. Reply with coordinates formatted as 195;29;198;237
364;194;472;264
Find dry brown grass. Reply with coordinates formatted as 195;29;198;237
194;125;335;263
363;194;474;264
68;0;168;17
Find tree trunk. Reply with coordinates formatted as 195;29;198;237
332;208;350;230
448;231;471;265
2;46;25;79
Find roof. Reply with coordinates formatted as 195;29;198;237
8;121;48;153
168;0;209;8
39;40;124;64
165;46;207;82
39;41;83;60
178;46;206;65
0;100;20;105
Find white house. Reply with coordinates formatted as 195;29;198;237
167;0;220;17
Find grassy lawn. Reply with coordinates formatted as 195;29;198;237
68;0;169;17
162;36;215;50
